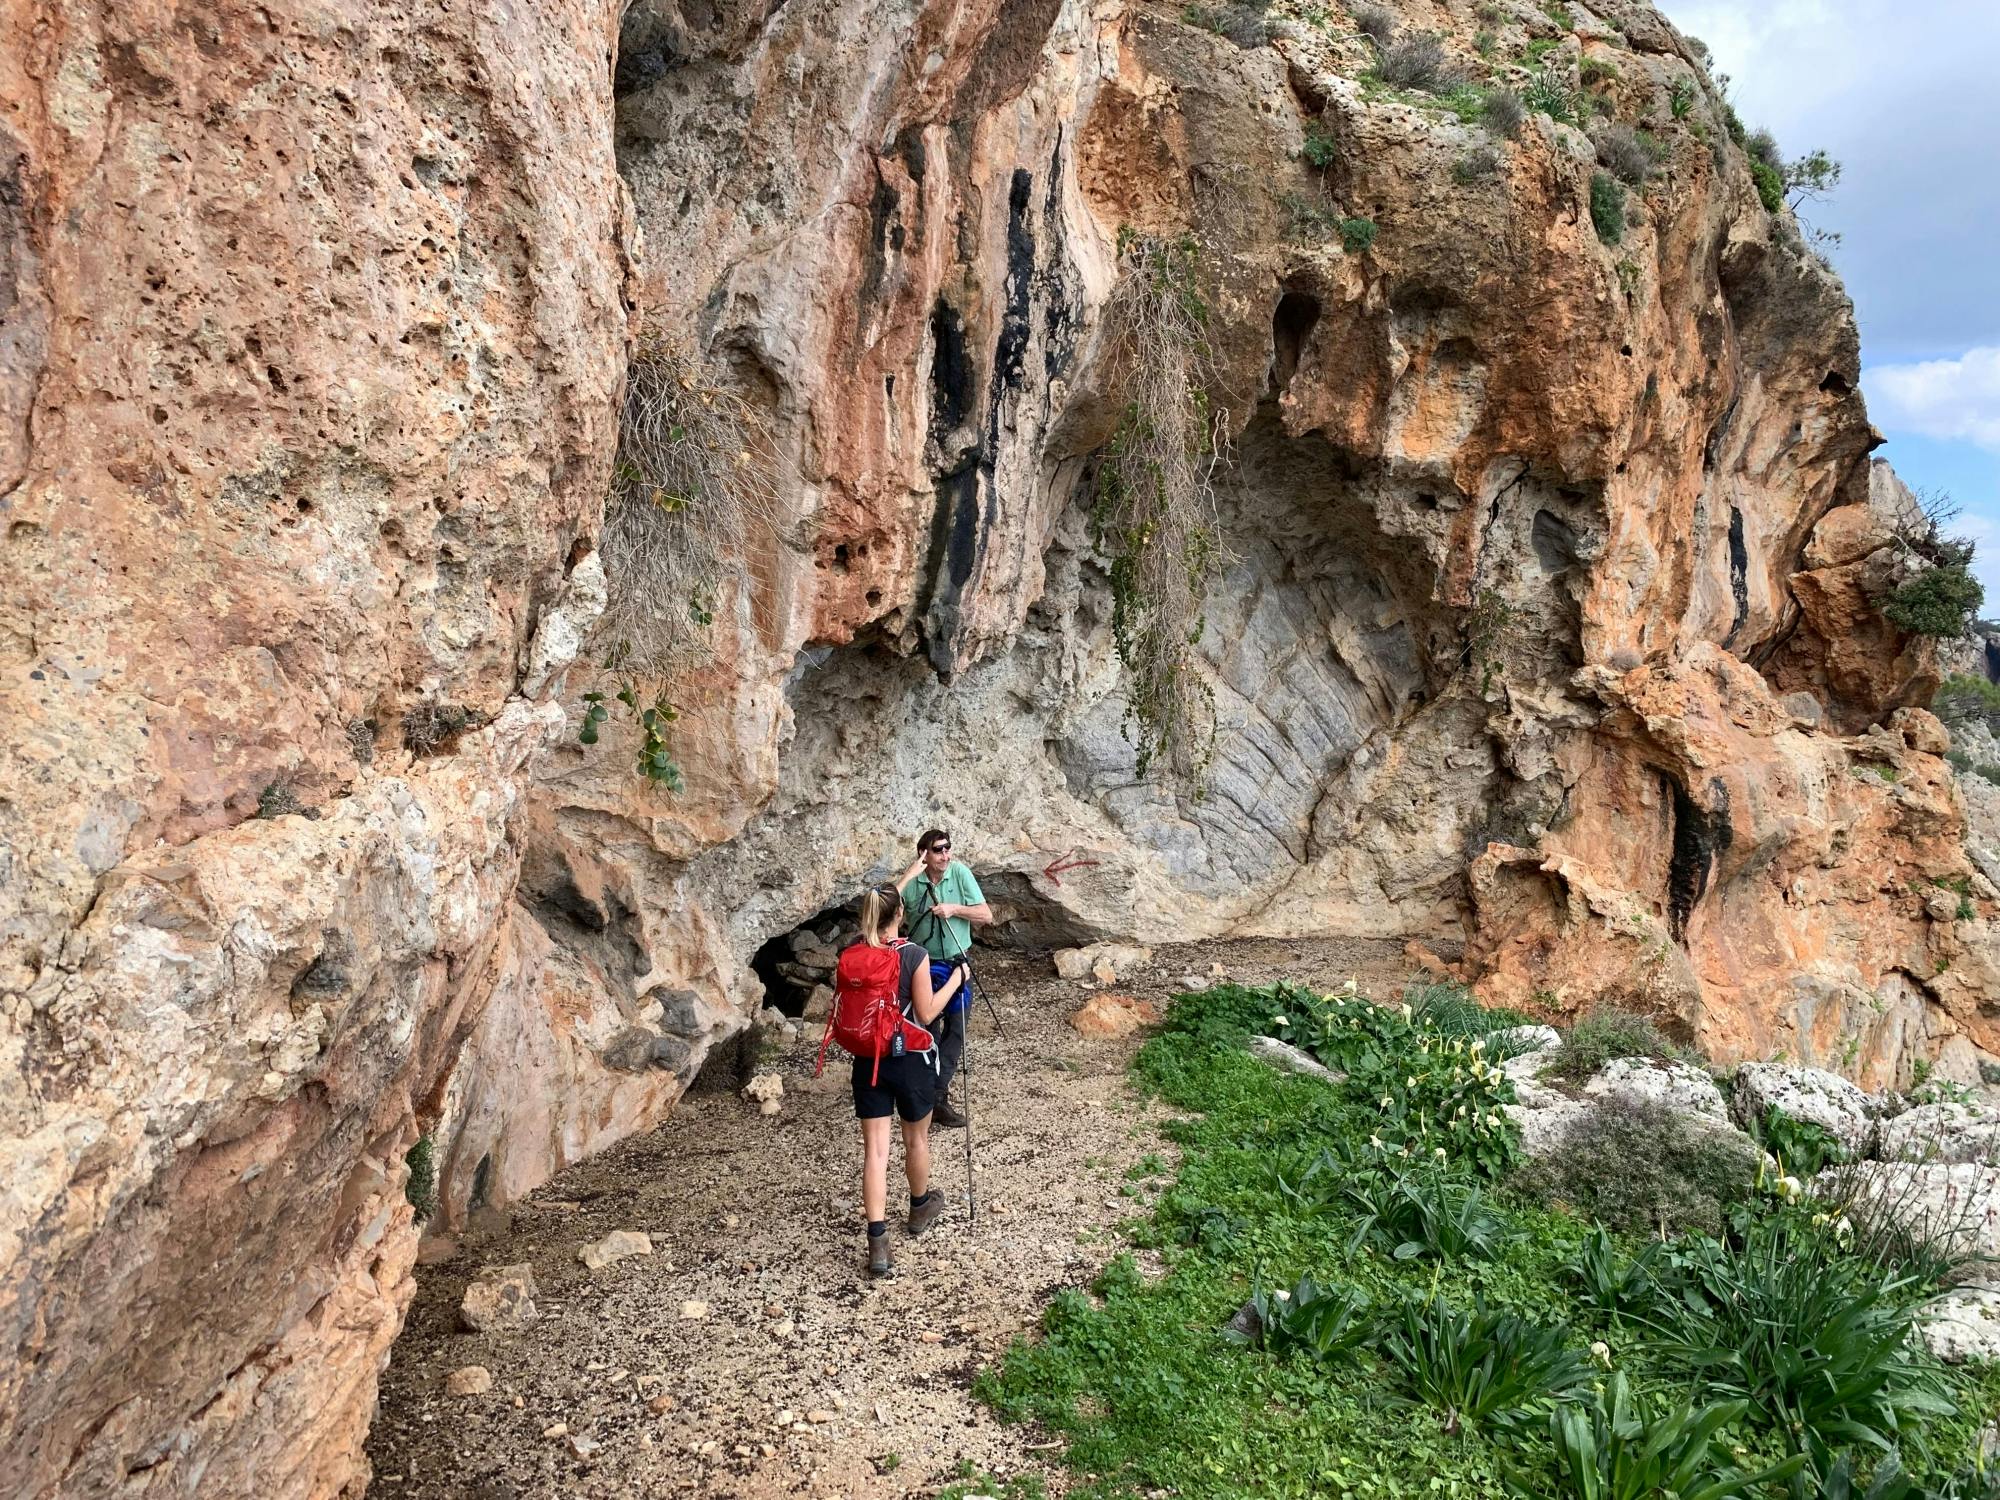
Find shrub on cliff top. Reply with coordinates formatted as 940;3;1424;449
1372;32;1465;94
1594;122;1663;186
1350;1;1396;45
1481;86;1527;138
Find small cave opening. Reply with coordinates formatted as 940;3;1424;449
1271;290;1321;395
748;901;858;1018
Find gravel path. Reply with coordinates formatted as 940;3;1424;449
365;938;1418;1499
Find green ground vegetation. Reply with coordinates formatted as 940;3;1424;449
978;981;2000;1499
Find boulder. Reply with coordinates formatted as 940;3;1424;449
1053;948;1093;981
1815;1162;2000;1263
1501;1048;1567;1109
1891;706;1951;757
1486;1024;1562;1058
1069;992;1162;1039
1504;1099;1593;1160
1881;1102;2000;1165
1246;1036;1343;1083
1055;942;1151;983
743;1072;786;1117
578;1230;653;1271
1584;1058;1728;1121
459;1265;540;1333
1732;1062;1877;1155
803;985;836;1021
1917;1288;2000;1364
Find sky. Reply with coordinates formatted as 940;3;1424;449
1657;0;2000;593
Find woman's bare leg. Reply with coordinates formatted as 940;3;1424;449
861;1115;893;1222
900;1115;932;1201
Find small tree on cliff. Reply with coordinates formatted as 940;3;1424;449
1091;231;1234;788
1884;488;1984;640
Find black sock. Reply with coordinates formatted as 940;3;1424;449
867;1220;887;1239
911;1190;933;1208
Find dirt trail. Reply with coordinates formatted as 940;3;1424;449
365;938;1420;1499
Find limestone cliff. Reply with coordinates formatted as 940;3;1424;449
0;0;630;1493
2;0;1995;1493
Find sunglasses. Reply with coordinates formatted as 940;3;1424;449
927;842;951;853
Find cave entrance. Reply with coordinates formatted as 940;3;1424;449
749;901;856;1018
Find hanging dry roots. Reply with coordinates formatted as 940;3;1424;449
596;334;782;686
1091;233;1233;787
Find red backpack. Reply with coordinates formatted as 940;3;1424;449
816;937;935;1083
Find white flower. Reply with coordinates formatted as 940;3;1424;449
1486;1113;1500;1127
1380;1095;1394;1109
1406;1076;1418;1088
1589;1341;1612;1368
1434;1147;1447;1160
1455;1106;1466;1119
1370;1134;1385;1150
1778;1175;1804;1202
1272;1015;1288;1027
1470;1038;1486;1055
1399;1003;1413;1021
1273;1289;1292;1302
1834;1216;1855;1244
1344;978;1359;994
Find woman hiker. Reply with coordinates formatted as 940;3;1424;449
842;884;950;1277
897;829;992;1128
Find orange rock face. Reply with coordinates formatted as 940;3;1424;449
3;0;1995;1490
0;0;629;1494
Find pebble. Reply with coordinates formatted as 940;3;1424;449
541;1422;568;1440
444;1365;492;1397
567;1433;601;1461
648;1392;678;1414
919;1330;944;1343
680;1300;710;1320
578;1229;652;1271
774;1319;796;1338
807;1409;835;1424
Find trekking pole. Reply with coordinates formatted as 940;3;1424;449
962;1019;977;1229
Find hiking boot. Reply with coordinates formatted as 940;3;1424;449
866;1232;893;1278
933;1097;967;1130
908;1190;946;1237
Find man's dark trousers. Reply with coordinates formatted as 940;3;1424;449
934;1001;966;1100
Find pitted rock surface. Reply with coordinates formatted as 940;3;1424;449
1733;1062;1881;1156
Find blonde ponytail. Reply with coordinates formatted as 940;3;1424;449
858;885;903;947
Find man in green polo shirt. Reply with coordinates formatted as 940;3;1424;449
898;828;991;1128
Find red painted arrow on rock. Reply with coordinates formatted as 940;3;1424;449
1042;850;1100;887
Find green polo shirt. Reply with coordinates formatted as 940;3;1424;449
906;860;984;960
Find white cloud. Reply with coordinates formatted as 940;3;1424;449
1867;349;2000;451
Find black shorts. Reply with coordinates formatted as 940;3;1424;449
852;1052;938;1122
